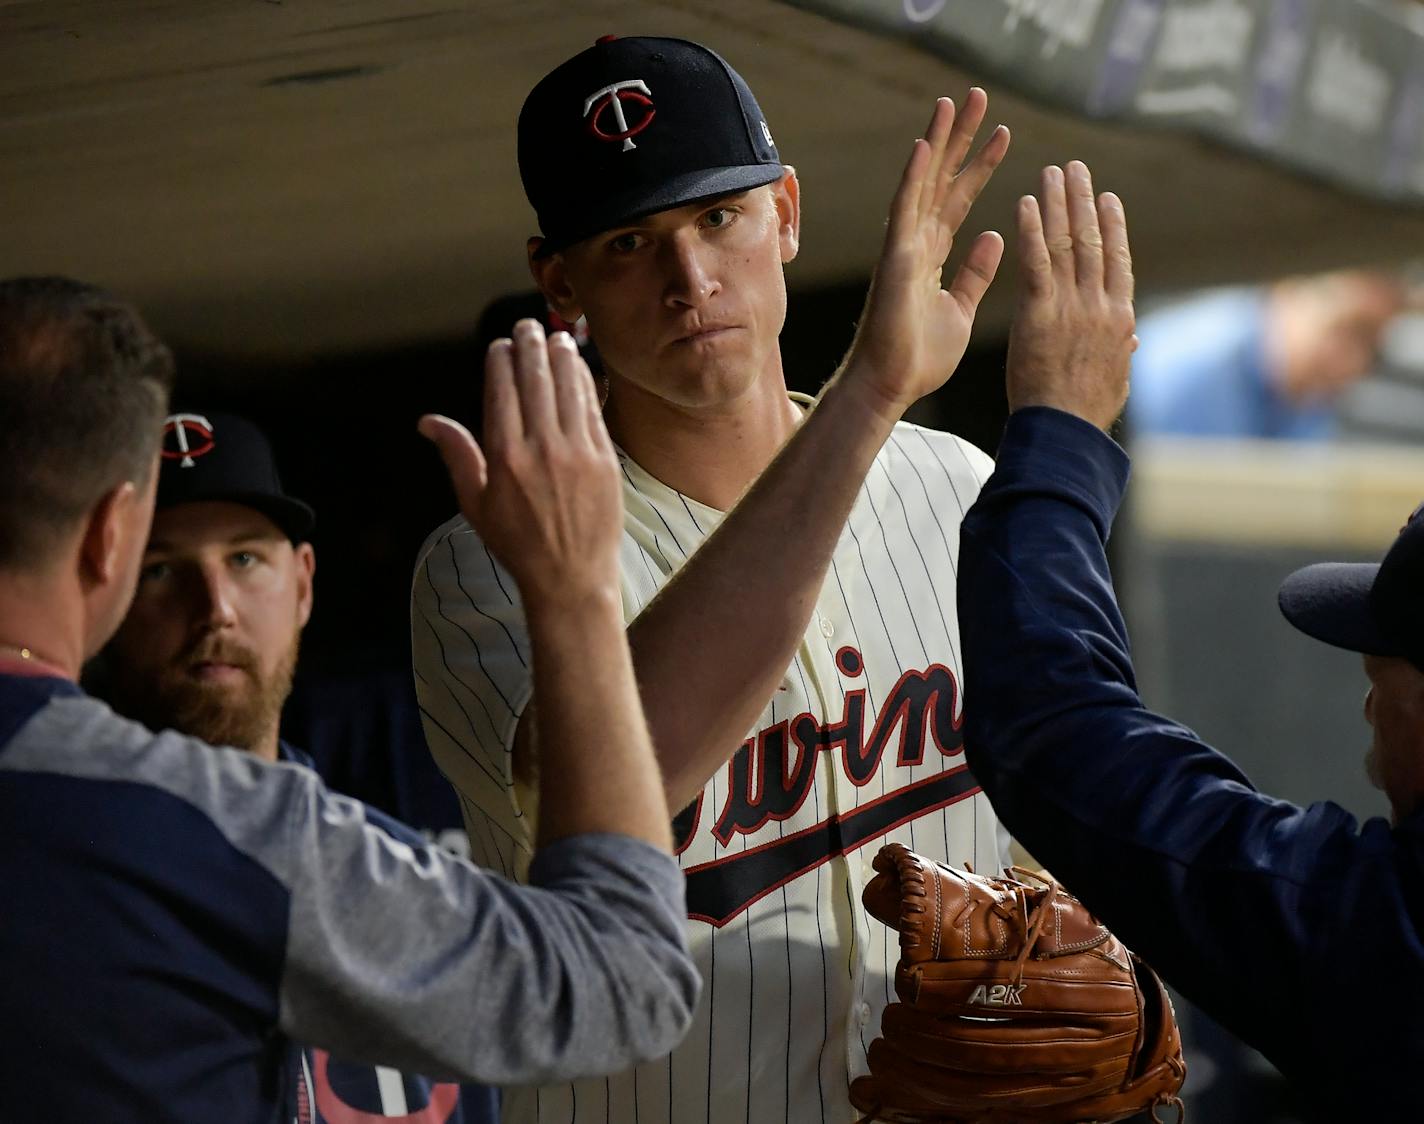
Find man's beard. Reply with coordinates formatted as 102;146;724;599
108;631;299;753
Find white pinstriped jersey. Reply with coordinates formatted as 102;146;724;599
411;404;1010;1124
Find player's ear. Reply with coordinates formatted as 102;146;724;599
80;480;141;588
527;238;583;323
293;542;315;629
773;168;800;265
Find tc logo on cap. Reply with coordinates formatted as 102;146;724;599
583;79;655;152
162;412;215;469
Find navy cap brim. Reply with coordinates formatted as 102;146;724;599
1277;561;1398;657
537;162;786;255
162;492;315;544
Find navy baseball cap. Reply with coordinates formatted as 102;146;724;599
1278;502;1424;671
156;411;314;543
518;35;784;254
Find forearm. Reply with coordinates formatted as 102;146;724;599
283;797;697;1083
626;370;903;811
959;408;1249;867
528;590;672;851
957;408;1353;1032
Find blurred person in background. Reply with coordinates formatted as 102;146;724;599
100;410;499;1124
1128;270;1405;440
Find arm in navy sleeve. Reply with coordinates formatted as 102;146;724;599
957;406;1424;1097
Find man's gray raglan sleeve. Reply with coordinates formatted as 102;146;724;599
274;772;700;1084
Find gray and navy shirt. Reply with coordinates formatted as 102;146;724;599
273;742;496;1124
0;670;698;1123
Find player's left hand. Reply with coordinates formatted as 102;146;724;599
418;320;624;611
1005;161;1137;431
840;90;1010;421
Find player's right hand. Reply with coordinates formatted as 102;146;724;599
1005;162;1136;431
838;90;1010;422
419;319;623;609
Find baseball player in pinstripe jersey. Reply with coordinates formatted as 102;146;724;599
413;36;1014;1123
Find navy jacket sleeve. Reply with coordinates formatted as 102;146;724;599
957;407;1424;1110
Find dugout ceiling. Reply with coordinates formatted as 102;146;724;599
5;0;1424;366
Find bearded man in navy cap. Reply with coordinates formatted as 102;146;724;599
103;410;504;1124
104;412;317;761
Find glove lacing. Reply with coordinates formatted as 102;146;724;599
1006;867;1060;985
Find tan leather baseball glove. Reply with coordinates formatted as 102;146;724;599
850;843;1186;1123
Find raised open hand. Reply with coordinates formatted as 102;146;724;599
1006;162;1136;431
419;319;624;609
840;90;1010;420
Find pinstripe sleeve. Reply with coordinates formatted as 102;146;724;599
952;434;996;489
411;516;534;871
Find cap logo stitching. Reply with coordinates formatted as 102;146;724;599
582;79;655;152
162;412;215;469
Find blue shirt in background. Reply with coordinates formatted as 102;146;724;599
1128;288;1335;440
